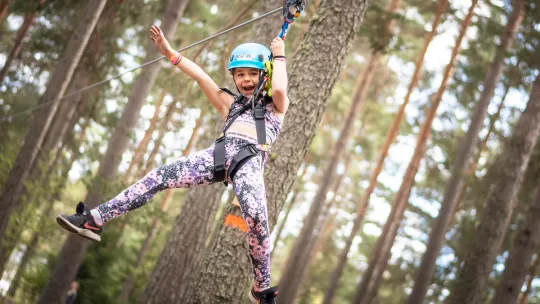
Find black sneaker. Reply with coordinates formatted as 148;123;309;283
56;202;103;242
249;286;278;304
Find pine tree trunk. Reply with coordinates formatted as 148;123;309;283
37;1;190;303
407;2;524;302
279;52;379;301
252;0;282;45
448;75;540;304
125;90;166;179
187;0;371;302
449;85;509;228
492;185;540;304
0;0;108;277
0;0;13;28
6;205;54;297
354;2;477;303
271;165;308;257
0;11;37;84
140;94;186;176
119;117;200;301
118;190;172;301
518;255;539;304
322;1;446;301
140;115;226;303
282;149;353;297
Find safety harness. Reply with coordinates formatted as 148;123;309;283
213;87;272;185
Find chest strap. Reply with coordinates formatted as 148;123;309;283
214;88;269;185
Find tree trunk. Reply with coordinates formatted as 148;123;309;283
449;85;509;228
187;0;371;302
125;90;166;179
119;118;200;301
0;0;108;277
492;185;540;304
408;2;524;302
0;10;37;84
279;53;379;301
322;1;446;301
140;97;184;176
40;0;120;165
448;75;540;304
6;204;54;297
118;189;173;301
0;0;13;27
270;190;299;256
518;255;540;304
37;1;190;303
252;0;283;45
141;120;227;303
282;148;354;297
353;2;477;303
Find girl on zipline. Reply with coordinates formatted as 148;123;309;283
57;24;288;303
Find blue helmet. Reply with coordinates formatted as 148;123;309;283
228;43;271;71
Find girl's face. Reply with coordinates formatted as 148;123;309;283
233;68;260;97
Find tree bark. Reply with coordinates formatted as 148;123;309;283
353;2;477;303
118;189;173;301
252;0;283;46
0;0;108;277
492;185;540;304
6;205;54;297
448;75;540;304
0;9;38;84
322;1;446;301
270;164;308;257
119;117;200;301
37;1;190;303
141;117;226;303
279;51;379;301
518;255;540;304
449;85;508;228
125;90;166;179
407;1;524;302
0;0;13;27
187;0;371;302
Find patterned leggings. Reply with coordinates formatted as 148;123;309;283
95;137;271;288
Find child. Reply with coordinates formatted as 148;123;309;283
56;24;288;304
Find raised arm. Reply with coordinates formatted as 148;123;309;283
270;37;289;114
150;25;232;118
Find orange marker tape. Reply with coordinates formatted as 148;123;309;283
224;214;247;232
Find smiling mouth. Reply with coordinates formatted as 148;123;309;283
242;85;255;92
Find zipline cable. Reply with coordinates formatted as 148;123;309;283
1;7;282;121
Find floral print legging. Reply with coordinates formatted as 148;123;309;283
95;137;271;289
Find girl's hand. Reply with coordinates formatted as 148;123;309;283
150;25;175;58
270;37;285;57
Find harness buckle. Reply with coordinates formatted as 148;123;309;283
253;107;265;120
248;145;260;154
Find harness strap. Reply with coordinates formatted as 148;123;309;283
213;136;227;182
214;88;269;185
228;145;259;182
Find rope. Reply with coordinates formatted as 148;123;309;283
1;7;282;121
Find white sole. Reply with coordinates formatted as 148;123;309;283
56;215;101;242
249;291;260;303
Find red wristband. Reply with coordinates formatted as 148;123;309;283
169;52;183;65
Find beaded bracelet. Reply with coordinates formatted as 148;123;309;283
273;55;286;60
